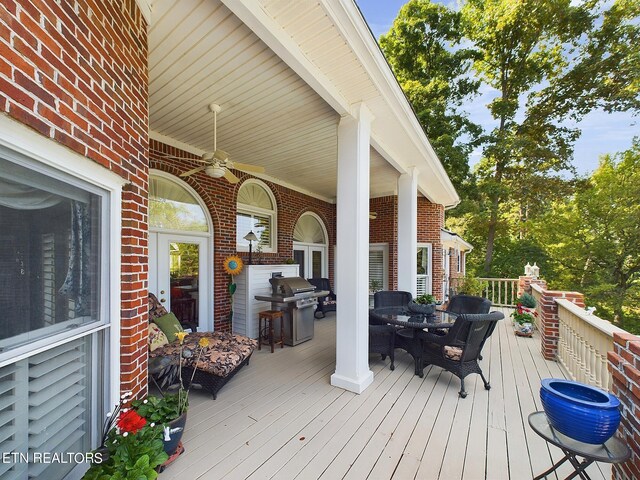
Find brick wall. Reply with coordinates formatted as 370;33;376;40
150;140;336;330
530;283;585;361
1;1;149;395
608;332;640;479
418;198;444;300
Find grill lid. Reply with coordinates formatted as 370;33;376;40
270;276;316;297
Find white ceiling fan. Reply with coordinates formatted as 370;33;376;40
157;103;265;184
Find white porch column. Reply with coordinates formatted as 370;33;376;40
397;168;418;296
331;103;374;394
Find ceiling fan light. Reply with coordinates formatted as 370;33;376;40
205;165;225;178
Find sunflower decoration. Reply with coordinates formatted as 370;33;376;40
223;255;244;322
223;255;244;276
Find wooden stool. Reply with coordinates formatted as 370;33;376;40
258;310;284;353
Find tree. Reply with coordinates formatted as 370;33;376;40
460;0;640;274
379;0;482;191
535;140;640;331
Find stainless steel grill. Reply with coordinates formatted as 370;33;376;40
255;277;328;346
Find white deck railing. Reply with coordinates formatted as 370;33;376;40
555;299;625;390
477;277;519;307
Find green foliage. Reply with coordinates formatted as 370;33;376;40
517;293;537;309
369;279;382;292
511;308;536;325
414;293;436;305
83;425;168;480
131;394;183;425
533;140;640;332
457;276;487;297
379;0;482;192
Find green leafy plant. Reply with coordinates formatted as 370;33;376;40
517;292;537;309
511;305;538;325
457;277;487;297
131;393;183;425
414;293;436;305
83;424;167;480
369;279;382;292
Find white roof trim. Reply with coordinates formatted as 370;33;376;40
134;0;152;25
441;228;473;251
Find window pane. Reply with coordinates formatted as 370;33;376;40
236;213;272;249
170;242;199;328
149;176;208;231
369;250;384;291
0;335;94;479
0;159;102;351
312;251;322;278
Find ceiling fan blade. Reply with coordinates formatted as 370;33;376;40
223;169;240;184
152;151;208;163
233;162;265;174
213;149;230;162
179;165;207;177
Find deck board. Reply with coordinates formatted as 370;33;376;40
160;308;612;480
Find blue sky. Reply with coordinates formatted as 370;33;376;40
356;0;638;176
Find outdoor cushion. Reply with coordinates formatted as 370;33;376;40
154;312;184;339
444;345;463;361
149;332;257;378
149;323;169;352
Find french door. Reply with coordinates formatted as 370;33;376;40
293;244;326;279
149;232;211;331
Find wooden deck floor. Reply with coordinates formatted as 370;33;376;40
160;309;610;480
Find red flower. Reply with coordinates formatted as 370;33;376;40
117;409;147;434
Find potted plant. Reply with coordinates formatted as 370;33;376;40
511;293;538;337
408;293;437;315
83;393;168;479
133;331;211;457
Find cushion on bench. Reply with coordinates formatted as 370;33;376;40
150;332;257;378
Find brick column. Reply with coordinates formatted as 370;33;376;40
608;332;640;479
518;275;547;296
533;285;584;360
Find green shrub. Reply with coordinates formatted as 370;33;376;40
517;292;537;308
414;293;436;304
457;277;487;297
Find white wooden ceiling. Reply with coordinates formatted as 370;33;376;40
148;0;400;201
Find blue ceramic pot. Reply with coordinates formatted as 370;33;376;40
540;378;621;444
163;412;187;455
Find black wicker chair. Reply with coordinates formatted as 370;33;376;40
308;278;336;319
368;323;396;371
445;295;493;359
421;311;504;398
445;295;491;315
373;290;412;309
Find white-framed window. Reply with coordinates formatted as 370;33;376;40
369;243;389;292
0;116;123;480
416;243;432;295
236;179;277;253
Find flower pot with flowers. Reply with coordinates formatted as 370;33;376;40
408;293;437;315
132;332;211;457
83;392;168;480
511;293;538;337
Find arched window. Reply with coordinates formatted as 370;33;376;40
236;179;277;252
293;212;328;279
293;212;327;244
149;174;208;232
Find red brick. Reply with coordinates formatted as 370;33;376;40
615;332;640;347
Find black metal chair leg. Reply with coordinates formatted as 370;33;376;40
459;378;467;398
480;371;491;390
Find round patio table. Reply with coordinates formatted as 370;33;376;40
528;411;630;480
371;307;458;377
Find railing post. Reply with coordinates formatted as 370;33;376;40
608;332;640;479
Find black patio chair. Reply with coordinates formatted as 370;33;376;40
368;322;396;371
445;295;492;359
308;278;336;318
421;311;504;398
373;290;412;309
